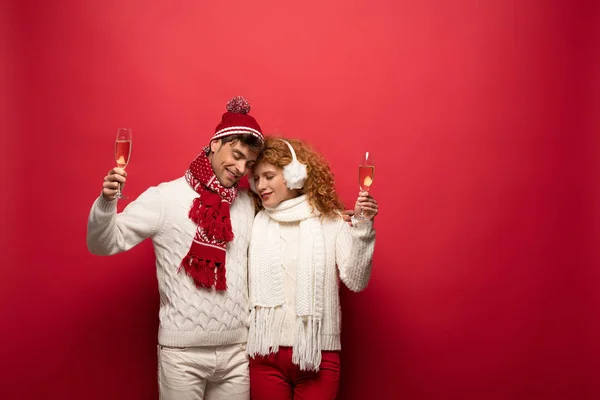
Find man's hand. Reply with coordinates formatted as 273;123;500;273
102;168;127;201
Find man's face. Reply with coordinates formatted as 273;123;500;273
209;139;259;187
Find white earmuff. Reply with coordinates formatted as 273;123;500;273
281;140;307;190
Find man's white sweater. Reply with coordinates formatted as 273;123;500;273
87;177;254;347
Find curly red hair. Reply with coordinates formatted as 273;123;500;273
251;137;345;219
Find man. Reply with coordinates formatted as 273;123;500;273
87;96;264;399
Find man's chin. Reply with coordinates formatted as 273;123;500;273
223;176;240;188
214;175;232;188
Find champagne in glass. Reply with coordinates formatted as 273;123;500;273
356;151;374;220
359;165;375;192
114;128;132;199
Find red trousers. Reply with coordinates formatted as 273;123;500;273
249;347;341;400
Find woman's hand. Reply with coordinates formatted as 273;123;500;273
354;191;378;220
342;191;379;225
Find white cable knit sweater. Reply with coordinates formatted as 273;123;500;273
87;177;254;347
248;200;376;359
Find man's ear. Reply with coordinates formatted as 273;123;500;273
210;139;222;153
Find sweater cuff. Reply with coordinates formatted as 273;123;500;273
350;217;374;231
95;194;118;213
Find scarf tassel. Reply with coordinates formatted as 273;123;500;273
179;255;227;291
188;197;204;225
215;262;227;291
200;215;234;243
247;307;285;358
292;317;323;372
189;199;234;242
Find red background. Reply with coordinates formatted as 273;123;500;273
2;1;599;398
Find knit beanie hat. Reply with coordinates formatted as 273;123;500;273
211;96;264;142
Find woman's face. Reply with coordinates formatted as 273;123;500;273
252;161;299;208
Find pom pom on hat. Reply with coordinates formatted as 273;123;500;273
226;96;251;114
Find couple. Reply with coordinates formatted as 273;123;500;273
86;96;378;400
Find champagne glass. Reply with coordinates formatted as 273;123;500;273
356;151;374;220
114;128;132;199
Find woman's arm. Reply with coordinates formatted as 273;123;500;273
335;219;376;292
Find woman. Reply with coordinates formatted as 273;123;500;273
247;137;378;399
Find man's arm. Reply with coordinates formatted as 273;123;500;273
87;168;165;255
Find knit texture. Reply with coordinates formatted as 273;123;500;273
248;195;325;371
181;150;237;291
87;177;254;347
247;196;376;371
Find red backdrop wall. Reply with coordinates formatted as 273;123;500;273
2;1;598;399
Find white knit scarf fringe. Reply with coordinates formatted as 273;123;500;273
248;195;325;371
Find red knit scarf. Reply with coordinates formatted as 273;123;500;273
179;150;237;291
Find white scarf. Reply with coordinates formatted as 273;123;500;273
248;195;326;371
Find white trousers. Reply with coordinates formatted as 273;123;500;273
158;343;249;400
